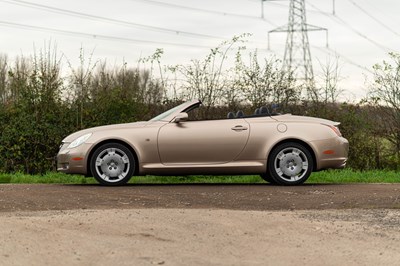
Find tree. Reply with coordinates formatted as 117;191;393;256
0;54;7;105
369;52;400;168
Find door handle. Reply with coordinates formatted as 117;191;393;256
231;125;248;131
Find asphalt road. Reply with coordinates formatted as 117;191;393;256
1;183;400;212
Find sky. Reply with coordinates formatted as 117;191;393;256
0;0;399;101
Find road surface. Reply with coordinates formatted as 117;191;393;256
1;184;400;266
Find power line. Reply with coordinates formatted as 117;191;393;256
0;20;214;49
262;0;397;49
306;1;393;53
0;0;225;40
0;20;372;84
250;0;374;75
362;0;397;22
312;45;373;74
131;0;260;20
0;20;270;51
260;0;331;16
130;0;276;26
0;0;274;47
346;0;400;38
334;15;392;52
0;0;379;76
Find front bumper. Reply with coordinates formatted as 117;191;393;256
57;143;92;175
310;136;349;170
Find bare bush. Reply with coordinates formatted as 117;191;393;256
317;55;343;104
172;35;249;117
369;52;400;167
234;51;297;108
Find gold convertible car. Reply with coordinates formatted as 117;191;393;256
57;99;349;186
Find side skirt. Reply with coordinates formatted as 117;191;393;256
138;160;267;176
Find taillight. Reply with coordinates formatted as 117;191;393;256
324;124;342;137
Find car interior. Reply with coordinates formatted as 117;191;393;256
227;106;280;119
181;101;280;121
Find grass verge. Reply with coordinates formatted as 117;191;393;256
0;169;399;184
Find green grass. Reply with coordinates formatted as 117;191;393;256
308;169;400;183
0;169;399;184
0;172;93;184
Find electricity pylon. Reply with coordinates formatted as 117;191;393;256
267;0;328;95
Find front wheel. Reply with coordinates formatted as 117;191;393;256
267;142;313;186
90;143;135;186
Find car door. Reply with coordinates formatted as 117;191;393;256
157;119;250;165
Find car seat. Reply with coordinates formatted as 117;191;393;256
259;106;270;115
227;112;235;119
236;110;244;118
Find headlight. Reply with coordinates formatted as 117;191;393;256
67;133;92;149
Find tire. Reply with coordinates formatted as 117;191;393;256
267;142;313;186
260;174;277;184
90;142;135;186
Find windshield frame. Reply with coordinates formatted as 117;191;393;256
149;100;201;122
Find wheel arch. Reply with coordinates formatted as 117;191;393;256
86;139;140;177
267;138;317;171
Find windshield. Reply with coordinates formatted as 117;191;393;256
149;102;188;121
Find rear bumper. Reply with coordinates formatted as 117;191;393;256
56;143;91;175
310;137;349;170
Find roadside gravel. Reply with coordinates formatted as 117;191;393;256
1;208;399;266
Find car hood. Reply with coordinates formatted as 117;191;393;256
274;114;340;126
62;121;150;143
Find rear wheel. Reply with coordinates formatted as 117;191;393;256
267;142;313;186
90;143;135;186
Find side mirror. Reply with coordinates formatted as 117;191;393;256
174;112;188;123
